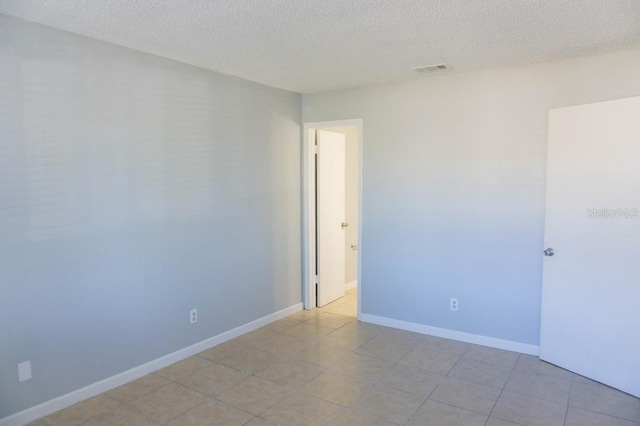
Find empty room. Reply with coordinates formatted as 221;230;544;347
1;1;639;425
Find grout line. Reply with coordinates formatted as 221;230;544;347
485;364;514;425
563;379;573;426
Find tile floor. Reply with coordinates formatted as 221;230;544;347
30;289;640;425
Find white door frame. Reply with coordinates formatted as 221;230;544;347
303;119;363;318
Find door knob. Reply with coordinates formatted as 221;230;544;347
341;222;349;229
543;248;554;256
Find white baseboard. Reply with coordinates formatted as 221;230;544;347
345;280;357;290
359;313;539;356
1;302;303;426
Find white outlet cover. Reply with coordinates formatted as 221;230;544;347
450;298;459;311
18;361;32;382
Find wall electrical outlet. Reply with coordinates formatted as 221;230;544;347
450;298;459;311
18;361;32;382
190;309;198;324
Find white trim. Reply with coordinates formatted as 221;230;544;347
345;280;357;290
0;303;303;426
359;313;539;356
303;119;363;320
302;127;317;309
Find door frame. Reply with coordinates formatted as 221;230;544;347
303;119;363;318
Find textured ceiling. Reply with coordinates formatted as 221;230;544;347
1;0;639;93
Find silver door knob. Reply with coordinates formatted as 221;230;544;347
341;222;349;229
543;248;554;256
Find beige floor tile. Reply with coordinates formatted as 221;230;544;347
317;336;365;353
264;317;305;333
331;353;393;382
303;370;370;406
346;289;357;296
165;399;253;426
325;408;396;426
107;373;172;403
420;335;471;355
255;359;324;389
232;328;283;348
377;328;425;345
504;369;572;404
158;356;217;382
565;407;640;426
485;417;523;426
319;329;375;350
259;393;343;426
463;345;519;368
316;306;342;315
569;381;640;422
448;358;512;389
308;313;355;329
328;303;357;317
348;383;425;425
198;339;247;362
251;332;307;356
284;321;335;341
491;390;567;426
43;394;120;426
81;404;157;426
343;299;357;307
514;354;573;380
216;376;290;415
288;309;320;321
399;345;461;375
175;361;248;397
429;377;501;414
218;347;282;374
375;363;443;398
285;343;350;368
126;383;209;423
244;417;272;425
407;399;488;426
333;320;384;337
355;335;416;362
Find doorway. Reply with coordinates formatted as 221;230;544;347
303;119;362;318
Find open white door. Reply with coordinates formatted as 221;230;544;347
316;130;346;307
540;96;640;397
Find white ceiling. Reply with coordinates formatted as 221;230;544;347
1;0;639;93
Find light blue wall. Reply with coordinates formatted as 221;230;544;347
302;50;640;346
0;15;301;418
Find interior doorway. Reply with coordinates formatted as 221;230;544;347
303;119;362;318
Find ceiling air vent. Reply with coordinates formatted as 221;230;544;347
411;63;452;75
